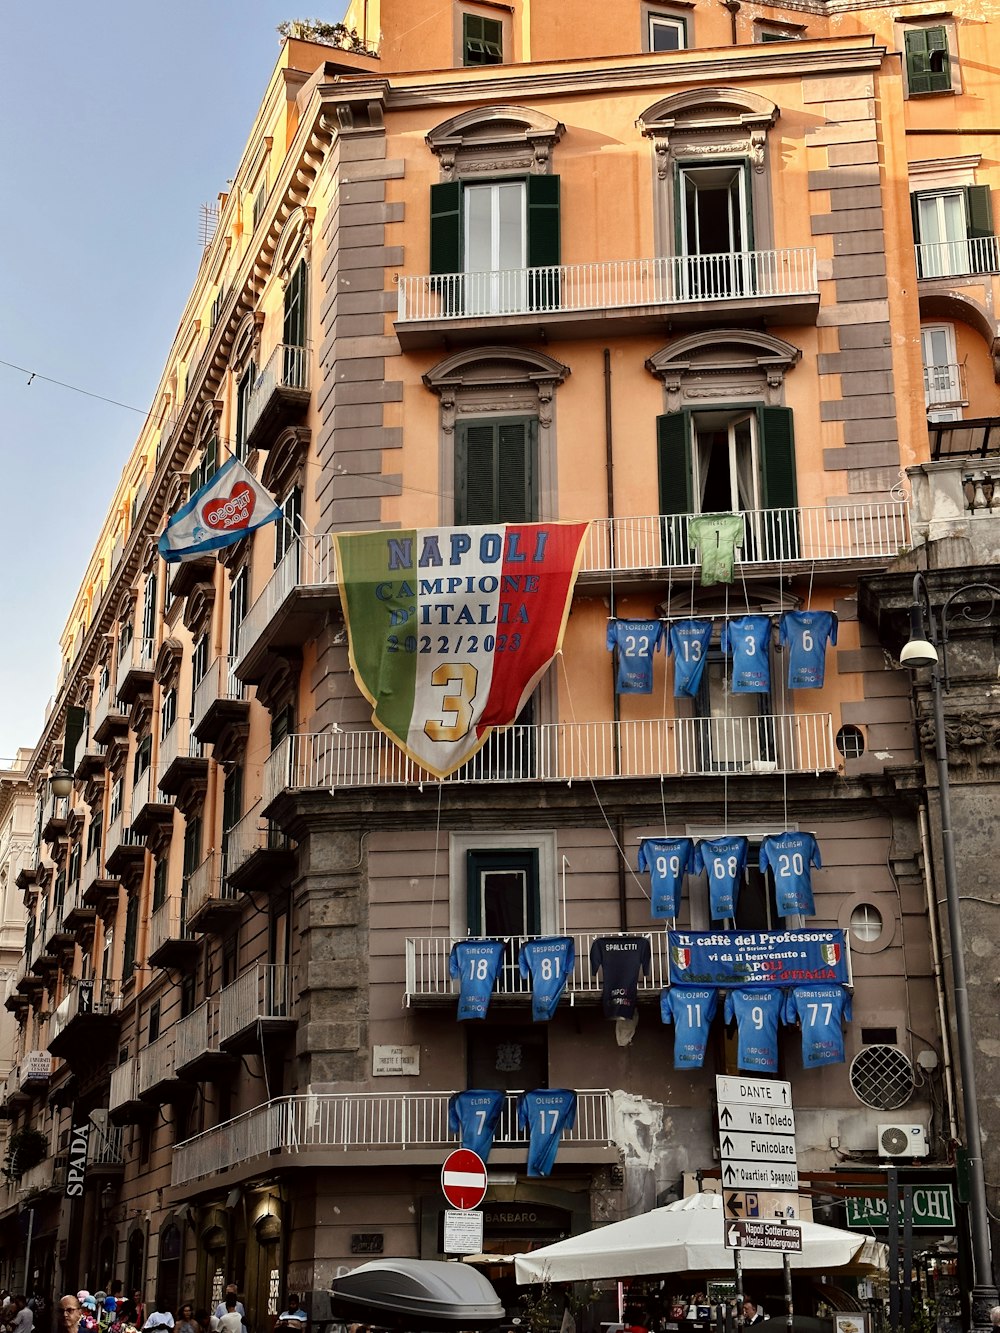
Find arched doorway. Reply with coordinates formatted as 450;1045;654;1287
157;1223;182;1311
126;1229;145;1302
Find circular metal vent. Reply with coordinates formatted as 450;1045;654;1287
850;1045;915;1110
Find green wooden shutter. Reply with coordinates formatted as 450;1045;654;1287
527;175;561;310
457;421;498;524
758;406;800;560
456;419;535;524
905;27;951;95
657;412;693;566
497;419;535;522
430;182;462;274
965;185;994;273
63;705;86;771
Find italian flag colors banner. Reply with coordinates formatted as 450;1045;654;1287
334;523;590;778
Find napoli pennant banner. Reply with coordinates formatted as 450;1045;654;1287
334;522;590;778
158;457;282;564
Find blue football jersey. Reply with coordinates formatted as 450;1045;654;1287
660;987;718;1069
779;611;838;690
519;937;576;1021
589;936;652;1018
449;939;505;1020
759;832;822;916
785;985;852;1067
724;986;786;1073
721;615;772;693
668;619;713;698
448;1089;506;1161
518;1089;577;1177
606;619;665;694
692;836;749;919
638;837;695;919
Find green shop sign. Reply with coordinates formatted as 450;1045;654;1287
845;1186;955;1230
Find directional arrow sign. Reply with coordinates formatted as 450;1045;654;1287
717;1103;796;1135
725;1191;800;1221
725;1219;803;1253
716;1076;792;1107
719;1130;798;1163
722;1161;799;1191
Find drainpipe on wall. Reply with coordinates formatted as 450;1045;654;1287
918;803;960;1143
722;0;740;44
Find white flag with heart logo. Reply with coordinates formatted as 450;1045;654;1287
158;456;283;564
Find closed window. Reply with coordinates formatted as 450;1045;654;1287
463;12;503;64
455;417;537;524
649;12;686;50
912;186;995;277
132;733;152;786
904;25;951;95
275;487;302;567
283;260;308;389
921;324;964;416
190;434;219;494
234;362;256;461
429;176;561;314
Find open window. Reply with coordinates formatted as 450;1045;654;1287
903;25;952;95
677;162;754;298
911;185;995;277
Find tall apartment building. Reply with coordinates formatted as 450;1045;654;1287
2;0;998;1321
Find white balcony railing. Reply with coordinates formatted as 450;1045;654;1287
17;1156;55;1197
224;803;292;878
244;343;309;441
219;964;292;1045
148;897;190;957
185;852;236;921
175;1001;221;1070
915;236;1000;280
234;503;906;673
265;712;836;801
172;1088;614;1187
115;636;154;698
109;1057;138;1112
137;1031;175;1095
192;655;246;733
80;848;104;898
923;361;968;407
397;250;818;323
92;685;122;736
158;717;204;781
406;932;671;1003
89;1121;124;1167
49;979;119;1040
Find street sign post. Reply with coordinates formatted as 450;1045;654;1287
724;1219;803;1252
444;1208;485;1254
716;1076;792;1107
441;1148;488;1211
718;1103;795;1135
725;1191;800;1221
716;1077;799;1213
721;1161;799;1191
718;1130;797;1163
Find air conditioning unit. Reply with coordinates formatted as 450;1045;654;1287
878;1123;929;1158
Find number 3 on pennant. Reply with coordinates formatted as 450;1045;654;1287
424;662;478;742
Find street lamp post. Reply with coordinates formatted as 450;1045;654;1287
901;572;1000;1330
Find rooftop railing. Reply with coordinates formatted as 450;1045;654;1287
172;1088;615;1186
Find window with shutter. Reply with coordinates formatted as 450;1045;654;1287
283;261;308;385
904;26;951;95
463;13;503;65
455;417;537;524
275;487;302;567
911;186;994;277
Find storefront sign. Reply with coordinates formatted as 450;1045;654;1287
668;930;850;987
64;1120;91;1198
22;1051;52;1081
372;1045;420;1077
845;1186;954;1229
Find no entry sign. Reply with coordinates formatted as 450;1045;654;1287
441;1148;488;1210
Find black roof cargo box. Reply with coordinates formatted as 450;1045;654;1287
329;1259;505;1328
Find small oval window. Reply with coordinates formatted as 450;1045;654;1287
836;724;865;760
850;902;883;943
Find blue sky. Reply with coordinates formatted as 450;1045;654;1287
0;1;348;763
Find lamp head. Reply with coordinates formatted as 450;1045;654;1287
48;769;74;800
900;599;939;671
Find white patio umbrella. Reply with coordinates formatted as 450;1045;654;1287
514;1192;882;1284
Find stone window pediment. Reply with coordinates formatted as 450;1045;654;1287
647;329;800;411
638;87;778;180
427;105;565;180
424;346;570;435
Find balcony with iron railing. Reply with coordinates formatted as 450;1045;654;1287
92;683;128;745
81;846;120;914
158;717;208;797
62;878;96;933
16;1152;57;1201
49;978;121;1060
396;250;820;348
915;236;1000;282
219;964;295;1052
224;803;295;893
73;735;107;783
130;765;175;840
264;712;837;807
108;1056;143;1125
88;1119;125;1170
115;636;155;707
40;795;69;847
191;655;248;743
172;1088;616;1187
243;343;310;453
175;1000;233;1079
232;503;909;682
147;897;198;969
136;1030;180;1103
104;815;145;880
923;361;968;410
185;852;240;933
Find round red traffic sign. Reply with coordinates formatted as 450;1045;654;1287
441;1148;488;1210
